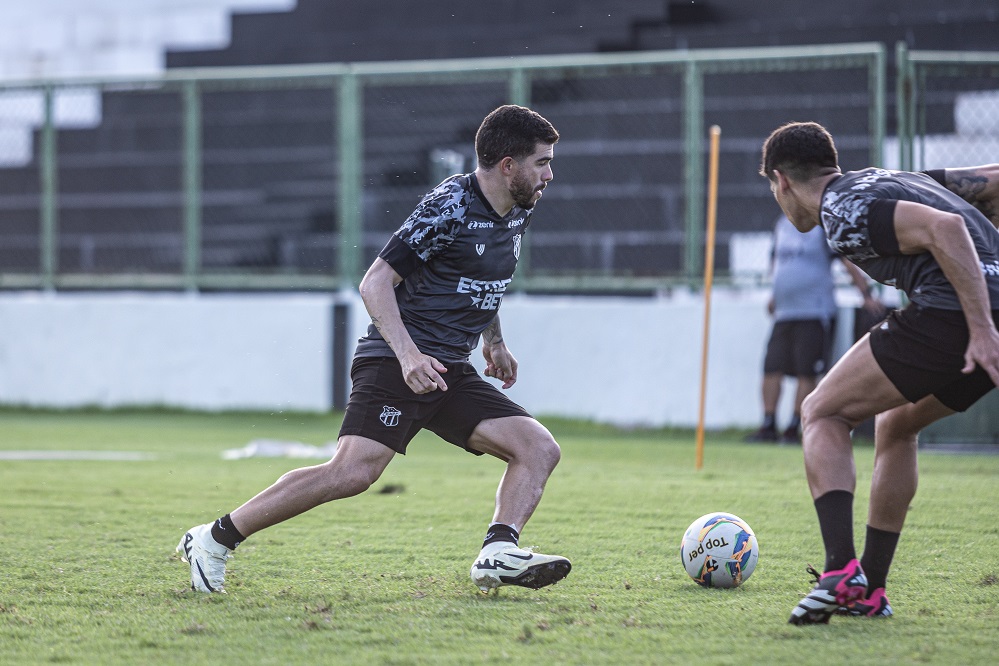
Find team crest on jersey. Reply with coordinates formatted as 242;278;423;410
380;406;401;427
475;243;486;256
513;234;521;259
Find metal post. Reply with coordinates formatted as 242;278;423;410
40;85;58;289
870;44;886;167
683;59;704;283
182;80;202;290
916;66;927;170
895;42;913;171
508;67;530;106
337;71;363;287
508;67;533;279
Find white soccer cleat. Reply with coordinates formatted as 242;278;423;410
470;541;571;593
177;523;232;593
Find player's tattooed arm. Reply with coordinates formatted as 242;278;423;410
482;316;517;388
482;316;504;346
943;164;999;229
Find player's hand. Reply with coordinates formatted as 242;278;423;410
483;343;518;389
963;327;999;387
399;353;448;394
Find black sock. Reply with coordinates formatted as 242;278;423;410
211;514;246;550
482;523;519;548
787;413;801;431
814;490;856;572
860;525;900;591
762;413;776;430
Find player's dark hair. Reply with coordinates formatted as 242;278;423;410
760;121;839;182
475;105;559;169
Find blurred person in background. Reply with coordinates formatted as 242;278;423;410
745;213;884;444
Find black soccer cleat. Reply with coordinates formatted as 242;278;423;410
836;587;893;617
789;559;868;625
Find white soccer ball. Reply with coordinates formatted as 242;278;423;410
680;512;759;588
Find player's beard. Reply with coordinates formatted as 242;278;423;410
510;172;543;210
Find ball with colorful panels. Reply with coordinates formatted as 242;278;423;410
680;512;759;588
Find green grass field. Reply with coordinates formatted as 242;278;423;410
1;409;996;665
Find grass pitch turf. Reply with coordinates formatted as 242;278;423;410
0;409;996;664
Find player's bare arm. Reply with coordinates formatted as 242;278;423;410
892;200;999;385
359;257;448;393
942;164;999;229
482;315;518;389
839;258;884;314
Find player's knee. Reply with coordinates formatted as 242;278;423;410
511;429;560;472
874;410;920;444
800;387;852;430
799;391;822;429
320;460;383;500
536;435;561;472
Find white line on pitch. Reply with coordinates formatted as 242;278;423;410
0;451;156;461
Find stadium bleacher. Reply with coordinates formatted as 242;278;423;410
0;0;996;276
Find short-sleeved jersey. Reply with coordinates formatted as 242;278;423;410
820;168;999;310
771;214;838;321
354;173;531;362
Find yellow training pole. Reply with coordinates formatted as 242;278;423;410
695;125;721;470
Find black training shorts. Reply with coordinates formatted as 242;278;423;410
763;318;836;378
337;356;533;454
868;303;999;411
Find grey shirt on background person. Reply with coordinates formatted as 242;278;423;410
770;214;838;322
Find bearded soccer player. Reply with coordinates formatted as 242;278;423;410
178;105;571;595
760;121;999;625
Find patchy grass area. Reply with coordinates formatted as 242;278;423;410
1;409;996;664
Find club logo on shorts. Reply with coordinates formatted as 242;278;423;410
475;243;486;256
380;405;402;427
513;234;521;259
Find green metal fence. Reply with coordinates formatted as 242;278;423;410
0;42;898;292
896;45;999;171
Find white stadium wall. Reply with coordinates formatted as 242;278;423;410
0;289;866;428
473;291;776;428
0;291;347;412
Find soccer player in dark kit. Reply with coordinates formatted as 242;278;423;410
760;121;999;625
178;105;571;594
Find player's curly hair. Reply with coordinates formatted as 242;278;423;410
475;105;559;169
759;121;839;182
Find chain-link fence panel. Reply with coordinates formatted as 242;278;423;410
0;87;43;274
58;85;184;275
528;66;685;280
702;60;879;286
199;82;338;275
360;79;508;268
908;61;999;170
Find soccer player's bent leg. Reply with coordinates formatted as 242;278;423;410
836;397;952;617
467;416;570;592
869;398;949;532
178;436;395;593
230;437;396;534
790;338;908;623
